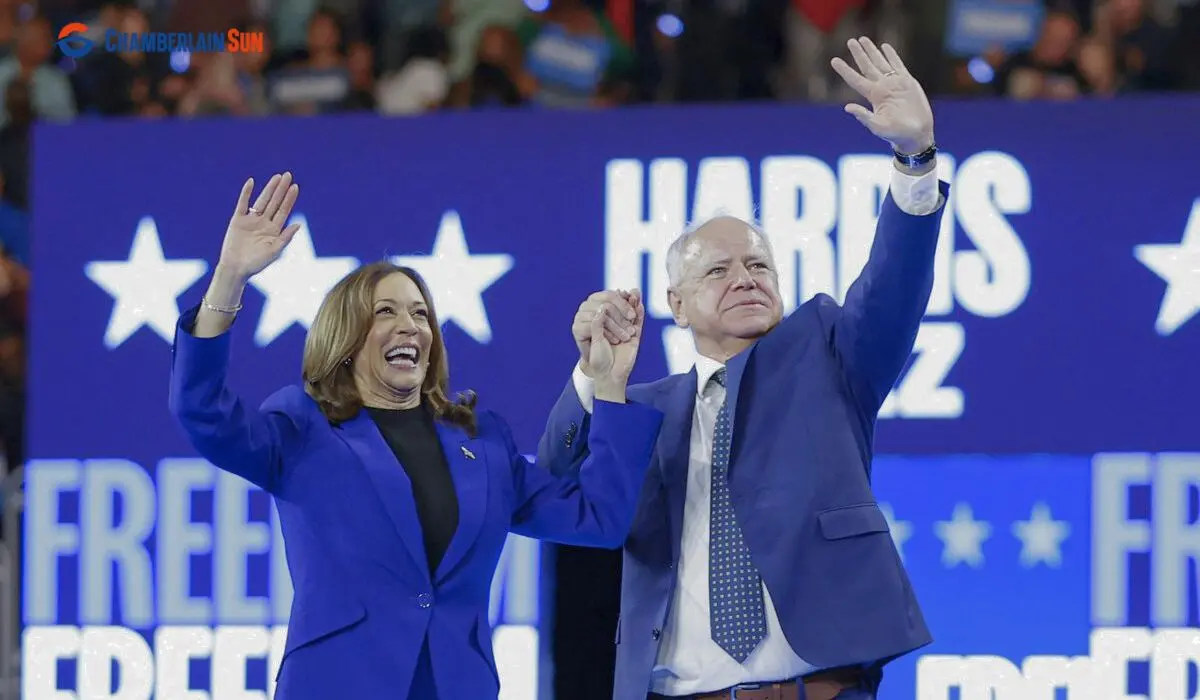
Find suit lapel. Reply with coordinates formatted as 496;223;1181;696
657;371;697;563
336;412;430;583
724;343;758;472
433;421;487;584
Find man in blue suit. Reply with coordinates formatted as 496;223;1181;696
540;39;948;700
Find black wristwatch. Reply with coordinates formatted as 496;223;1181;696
894;143;938;169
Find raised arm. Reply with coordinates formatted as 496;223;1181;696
536;373;593;479
168;173;304;492
828;38;950;412
535;289;642;477
509;399;662;547
517;290;659;545
829;174;948;413
169;308;307;492
192;174;300;339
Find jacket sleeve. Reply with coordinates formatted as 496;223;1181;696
167;306;307;493
535;374;593;478
831;181;950;415
506;400;662;548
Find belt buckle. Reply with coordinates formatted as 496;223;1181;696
729;683;762;699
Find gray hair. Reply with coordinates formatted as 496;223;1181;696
665;210;774;287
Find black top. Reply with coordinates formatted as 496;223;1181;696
366;405;460;575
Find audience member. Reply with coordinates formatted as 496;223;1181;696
377;25;450;115
0;13;75;127
442;0;528;85
0;248;24;474
343;39;376;109
73;6;164;116
271;7;352;114
446;24;531;108
0;78;30;212
0;0;21;62
993;11;1091;99
1095;0;1178;91
516;0;634;107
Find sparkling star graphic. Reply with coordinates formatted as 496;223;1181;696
248;214;359;346
1011;502;1070;568
1135;198;1200;336
878;503;912;561
391;210;513;343
86;216;208;348
934;503;992;569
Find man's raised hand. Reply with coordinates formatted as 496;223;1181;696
831;38;935;156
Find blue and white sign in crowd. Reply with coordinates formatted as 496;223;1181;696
23;97;1200;699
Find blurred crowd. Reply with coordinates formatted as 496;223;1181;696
0;0;1197;475
974;0;1197;98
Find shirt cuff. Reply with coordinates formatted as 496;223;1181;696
889;166;943;216
572;363;595;414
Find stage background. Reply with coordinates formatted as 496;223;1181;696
24;97;1200;699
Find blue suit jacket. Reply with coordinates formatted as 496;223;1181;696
539;183;950;699
168;309;663;700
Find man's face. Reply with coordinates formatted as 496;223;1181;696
668;217;783;349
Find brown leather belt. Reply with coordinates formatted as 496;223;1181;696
686;668;861;700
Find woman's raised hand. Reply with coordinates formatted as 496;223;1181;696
217;172;301;281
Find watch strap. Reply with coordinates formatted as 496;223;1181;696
894;143;938;169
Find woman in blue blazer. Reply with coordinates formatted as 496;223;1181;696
168;173;662;700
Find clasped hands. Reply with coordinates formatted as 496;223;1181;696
573;289;644;402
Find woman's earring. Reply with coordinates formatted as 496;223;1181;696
342;358;352;367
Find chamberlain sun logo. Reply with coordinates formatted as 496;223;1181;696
54;22;264;57
56;23;93;59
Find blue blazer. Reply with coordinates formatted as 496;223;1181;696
539;184;950;700
168;308;664;700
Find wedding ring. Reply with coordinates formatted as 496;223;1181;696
248;206;261;215
883;70;897;77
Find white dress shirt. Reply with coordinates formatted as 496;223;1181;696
570;167;942;695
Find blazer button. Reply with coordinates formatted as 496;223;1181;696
417;593;433;609
651;628;661;640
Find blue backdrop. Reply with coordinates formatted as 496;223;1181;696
23;96;1200;699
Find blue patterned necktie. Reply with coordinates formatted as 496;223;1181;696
707;368;767;663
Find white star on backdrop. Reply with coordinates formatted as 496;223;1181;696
1135;198;1200;336
878;503;912;560
392;210;513;344
1011;502;1070;568
86;217;208;348
248;215;359;346
934;503;992;569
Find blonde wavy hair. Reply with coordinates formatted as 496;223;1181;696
301;261;478;434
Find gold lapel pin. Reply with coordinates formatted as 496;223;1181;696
461;445;476;460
